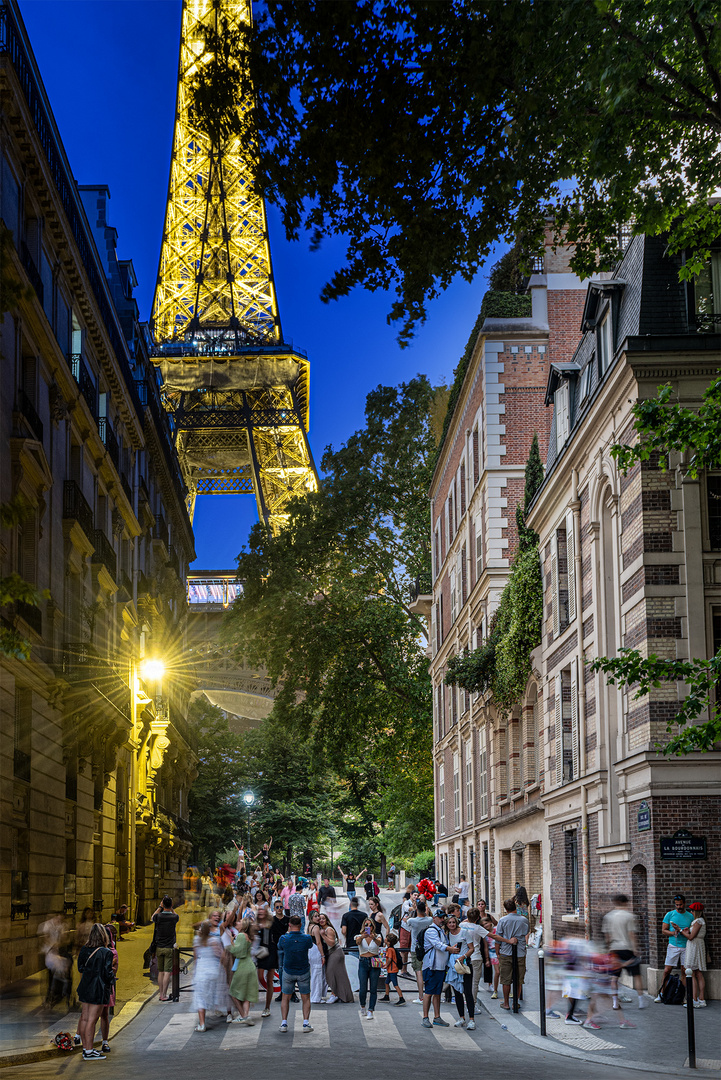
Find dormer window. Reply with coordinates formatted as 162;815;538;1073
693;251;721;331
598;308;614;374
555;381;570;448
578;360;591;404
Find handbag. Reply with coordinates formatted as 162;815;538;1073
255;945;269;960
454;959;471;975
369;955;383;968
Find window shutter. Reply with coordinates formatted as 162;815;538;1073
431;605;437;658
445;499;450;552
450;569;457;623
566;510;576;622
551;534;559;638
476;514;483;579
460;462;466;516
473;427;479;485
555;673;563;786
570;658;580;781
524;704;536;786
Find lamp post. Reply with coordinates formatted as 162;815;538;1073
242;790;254;853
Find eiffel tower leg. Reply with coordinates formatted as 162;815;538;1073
242;392;269;525
291;387;319;477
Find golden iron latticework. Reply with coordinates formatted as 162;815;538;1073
151;0;317;529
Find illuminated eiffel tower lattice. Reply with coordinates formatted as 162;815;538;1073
151;0;317;529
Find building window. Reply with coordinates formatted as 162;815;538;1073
567;830;580;914
453;752;460;830
439;765;445;835
465;742;473;825
473;425;480;486
598;309;614;374
450;569;457;624
555;659;580;785
479;727;488;819
11;829;30;918
435;600;442;652
475;513;484;580
13;688;32;782
434;525;441;578
708;476;721;550
693;250;721;330
555;381;570;449
459;548;467;607
578;360;591;404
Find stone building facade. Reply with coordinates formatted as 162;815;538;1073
428;236;586;910
527;232;721;996
0;2;196;986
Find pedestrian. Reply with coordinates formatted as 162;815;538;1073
380;932;406;1006
480;912;500;997
463;907;490;1003
199;870;213;909
494;898;528;1011
454;874;470;912
254;904;278;1017
77;924;115;1060
355;917;383;1020
341;896;366;951
152;895;179;1002
233;841;247;878
278;915;315;1033
388;862;396;889
288;882;307;931
655;893;694;1001
228;917;258;1025
338;865;364;901
318;877;336;908
398;890;416;976
420;909;458;1027
318;912;354;1003
434;879;449;909
98;925;119;1054
281;877;295;915
306;880;320;917
193;911;230;1031
445;914;476;1029
363;873;379;906
679;902;707;1008
514;885;533;944
602;893;652;1010
307;910;327;1003
270;899;291;1004
368;895;389;940
584;951;636;1030
478;898;497;927
253;836;274;871
402;897;433;1004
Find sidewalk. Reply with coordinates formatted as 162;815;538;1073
477;945;721;1074
0;908;197;1069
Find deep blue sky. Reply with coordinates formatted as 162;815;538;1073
19;0;502;568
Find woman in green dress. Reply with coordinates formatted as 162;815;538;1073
228;917;258;1023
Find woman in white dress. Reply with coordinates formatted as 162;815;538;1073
680;902;707;1007
307;910;327;1003
193;912;230;1032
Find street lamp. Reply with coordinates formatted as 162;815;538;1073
141;658;165;682
242;790;254;852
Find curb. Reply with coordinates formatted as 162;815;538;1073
0;983;160;1069
476;997;715;1075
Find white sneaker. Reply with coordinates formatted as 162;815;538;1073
466;1020;476;1031
654;994;663;1003
366;1011;374;1020
412;998;423;1004
696;1000;707;1008
279;1022;288;1033
454;1018;466;1027
194;1024;206;1032
638;994;650;1009
326;994;338;1004
261;1008;271;1017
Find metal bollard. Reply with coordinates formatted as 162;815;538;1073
511;943;519;1014
538;948;546;1036
685;967;696;1069
171;945;180;1002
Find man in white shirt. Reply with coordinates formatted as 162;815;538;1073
455;874;470;911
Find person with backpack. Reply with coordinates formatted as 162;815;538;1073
402;898;433;1004
655;893;694;1003
76;924;115;1060
363;874;380;905
420;910;460;1027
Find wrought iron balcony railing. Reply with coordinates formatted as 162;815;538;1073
15;600;42;636
409;573;433;605
153;513;169;550
20;241;43;303
60;642;131;721
97;417;120;471
63;480;94;540
92;528;117;581
69;353;97;418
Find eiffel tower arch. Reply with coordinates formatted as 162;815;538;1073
151;0;317;530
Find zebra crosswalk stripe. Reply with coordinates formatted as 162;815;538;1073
361;1011;406;1048
220;1019;262;1049
146;1012;198;1050
430;1022;482;1051
293;1010;330;1046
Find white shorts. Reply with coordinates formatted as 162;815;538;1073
664;944;686;967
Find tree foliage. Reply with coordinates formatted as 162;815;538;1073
599;375;721;755
241;0;721;340
222;378;441;857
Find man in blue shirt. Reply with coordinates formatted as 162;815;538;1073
656;893;694;1000
420;911;460;1027
277;915;315;1033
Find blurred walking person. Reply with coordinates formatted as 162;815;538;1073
228;917;258;1024
193;911;229;1032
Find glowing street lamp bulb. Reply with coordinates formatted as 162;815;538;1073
242;791;255;807
143;659;165;681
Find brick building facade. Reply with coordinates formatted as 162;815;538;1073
428;234;586;911
527;232;721;996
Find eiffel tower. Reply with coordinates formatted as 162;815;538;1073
151;0;317;529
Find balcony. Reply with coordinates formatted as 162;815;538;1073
60;642;131;720
92;528;117;581
63;480;94;540
20;241;43;304
168;544;181;579
137;570;153;598
153;513;169;551
69;354;97;418
15;600;42;636
120;472;133;506
119;569;133;599
17;389;43;442
408;573;433;616
97;417;120;471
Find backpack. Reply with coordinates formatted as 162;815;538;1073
659;973;686;1005
415;927;429;962
389;903;402;929
373;881;380;897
